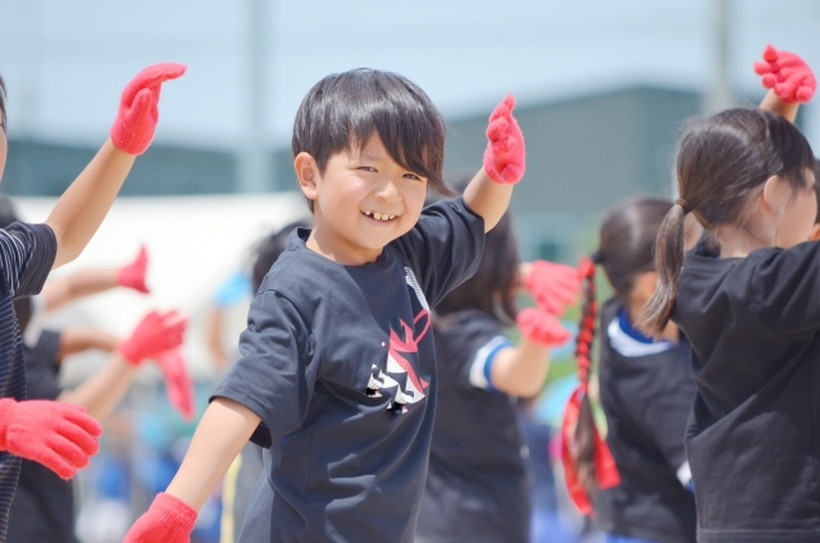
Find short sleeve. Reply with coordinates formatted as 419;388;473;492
435;311;512;393
392;197;485;308
747;242;820;336
211;287;318;448
0;222;57;298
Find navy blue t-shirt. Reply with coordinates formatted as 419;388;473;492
416;309;531;543
212;198;484;543
594;298;696;543
674;238;820;542
0;222;56;542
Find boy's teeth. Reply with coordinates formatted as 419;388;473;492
365;211;395;221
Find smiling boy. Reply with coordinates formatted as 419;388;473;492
124;67;525;543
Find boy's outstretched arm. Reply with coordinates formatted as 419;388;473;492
755;44;815;122
47;63;186;269
123;398;260;542
463;94;525;232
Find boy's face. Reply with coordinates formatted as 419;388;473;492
297;132;428;265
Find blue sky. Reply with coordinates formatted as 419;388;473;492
2;0;820;148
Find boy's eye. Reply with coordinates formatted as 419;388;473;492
403;173;423;181
358;166;377;172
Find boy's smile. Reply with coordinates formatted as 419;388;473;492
297;132;428;265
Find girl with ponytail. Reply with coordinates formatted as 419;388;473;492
638;45;820;542
563;197;700;543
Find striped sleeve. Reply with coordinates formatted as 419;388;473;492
0;223;57;297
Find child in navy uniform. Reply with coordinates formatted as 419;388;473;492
640;45;820;542
0;63;184;543
123;68;526;542
579;197;698;543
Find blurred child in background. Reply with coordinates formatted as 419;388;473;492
415;190;580;543
0;62;185;542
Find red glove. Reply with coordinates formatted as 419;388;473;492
117;245;150;293
483;94;526;184
754;44;816;103
124;492;197;543
517;307;571;346
117;309;187;366
0;398;102;479
523;260;582;316
110;62;187;155
155;348;195;420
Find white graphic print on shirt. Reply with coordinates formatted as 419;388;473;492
365;267;431;413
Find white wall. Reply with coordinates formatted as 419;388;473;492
14;192;310;383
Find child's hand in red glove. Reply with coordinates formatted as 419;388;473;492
111;62;187;155
155;348;195;420
523;260;582;316
123;492;197;543
754;44;816;103
483;94;526;184
0;398;102;479
117;309;187;366
516;307;571;346
117;245;150;293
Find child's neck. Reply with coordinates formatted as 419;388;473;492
305;233;383;266
715;226;770;258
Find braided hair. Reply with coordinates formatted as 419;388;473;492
569;196;674;503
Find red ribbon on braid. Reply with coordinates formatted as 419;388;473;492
559;257;620;515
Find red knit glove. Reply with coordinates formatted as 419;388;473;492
110;62;187;155
116;245;150;293
0;398;102;479
516;307;571;346
754;44;816;103
124;492;197;543
524;260;582;316
155;348;195;420
483;94;526;184
117;309;187;366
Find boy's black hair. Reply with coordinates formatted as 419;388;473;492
292;68;452;210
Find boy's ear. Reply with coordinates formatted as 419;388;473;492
294;152;320;201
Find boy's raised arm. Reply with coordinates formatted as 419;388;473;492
46;63;185;269
463;94;525;232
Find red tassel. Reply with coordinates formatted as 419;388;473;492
592;419;620;489
559;387;621;515
560;387;593;514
